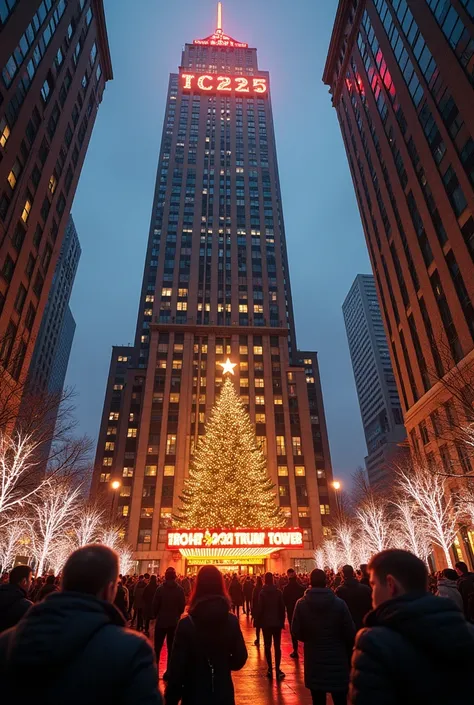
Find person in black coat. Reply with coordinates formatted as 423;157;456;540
455;561;474;620
153;567;185;680
37;574;59;602
335;565;372;631
0;545;161;704
228;575;244;618
359;565;370;588
292;568;355;705
242;576;254;616
283;568;305;658
258;571;286;680
251;575;263;646
0;565;32;634
143;574;158;636
114;579;130;621
165;565;247;705
350;549;474;705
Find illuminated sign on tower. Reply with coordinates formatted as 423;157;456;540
193;1;248;48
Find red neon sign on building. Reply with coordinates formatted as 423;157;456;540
180;70;268;96
167;529;303;550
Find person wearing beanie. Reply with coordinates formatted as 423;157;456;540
152;566;185;680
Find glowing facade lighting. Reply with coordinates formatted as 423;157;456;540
111;480;121;490
180;71;268;96
332;480;341;491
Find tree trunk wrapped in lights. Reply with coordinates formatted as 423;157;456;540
175;376;285;528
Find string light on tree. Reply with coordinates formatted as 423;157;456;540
175;376;285;529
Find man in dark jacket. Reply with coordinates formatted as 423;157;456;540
455;561;474;620
258;571;286;680
0;565;32;633
336;565;372;631
350;549;474;705
0;545;161;704
242;576;254;616
153;567;185;680
37;574;59;602
283;568;304;658
292;568;355;705
133;574;148;631
359;564;370;588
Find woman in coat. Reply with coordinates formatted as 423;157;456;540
228;575;244;618
165;565;247;705
251;576;263;646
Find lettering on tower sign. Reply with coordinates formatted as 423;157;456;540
180;70;268;96
167;529;304;549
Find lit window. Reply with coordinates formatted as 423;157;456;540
303;358;312;364
166;434;177;454
295;466;306;476
201;344;208;353
298;508;309;518
178;288;188;297
287;372;294;382
274;396;283;405
141;507;154;518
140;335;148;344
239;345;248;354
240;361;248;371
144;308;153;316
164;465;175;476
177;301;187;310
216;345;224;354
254;304;263;313
257;436;267;455
145;465;157;476
106;427;116;436
157;360;167;369
103;457;112;466
109;412;119;421
138;529;151;543
160;510;172;528
170;393;180;403
113;384;123;391
255;413;266;423
100;472;110;483
317;469;326;479
254;345;263;355
240;395;249;404
48;175;57;194
162;287;172;297
104;442;115;451
279;485;288;497
276;436;286;455
120;486;131;497
292;437;302;455
21;199;31;223
278;466;288;476
117;356;129;362
121;505;129;517
0;118;10;148
174;343;184;352
239;304;248;313
7;160;21;189
306;376;314;384
127;428;137;438
255;395;265;405
240;378;249;387
172;359;182;369
255;378;264;388
145;294;155;302
122;468;134;477
320;504;330;515
157;343;168;352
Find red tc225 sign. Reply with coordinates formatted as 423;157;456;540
180;71;268;96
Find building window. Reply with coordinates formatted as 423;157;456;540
21;198;32;223
145;465;157;476
255;413;266;423
7;159;22;190
127;428;137;438
166;434;177;454
278;466;288;476
164;465;175;476
295;466;306;476
292;437;302;455
109;412;119;421
138;529;151;544
276;435;286;455
122;468;134;477
320;504;330;515
103;457;112;467
100;473;110;483
120;486;131;497
257;436;267;455
104;442;115;451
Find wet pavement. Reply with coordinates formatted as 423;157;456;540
153;610;326;704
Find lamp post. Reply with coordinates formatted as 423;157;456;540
332;480;342;520
110;479;121;522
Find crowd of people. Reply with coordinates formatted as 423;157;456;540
1;549;474;703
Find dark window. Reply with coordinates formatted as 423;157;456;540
0;321;17;368
445;250;474;339
430;270;463;362
14;284;26;314
32;271;44;298
56;192;66;216
0;191;11;220
25;253;35;280
2;254;15;282
24;303;36;331
65;166;73;194
41;244;52;272
31;164;41;190
442;166;467;216
40;197;50;222
38;137;49;165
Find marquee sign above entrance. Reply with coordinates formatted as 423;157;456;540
180;71;268;96
167;529;303;550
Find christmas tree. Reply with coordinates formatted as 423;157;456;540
175;374;285;528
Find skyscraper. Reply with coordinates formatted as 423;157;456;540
0;1;111;402
324;2;474;476
28;214;80;396
92;5;334;574
343;274;407;487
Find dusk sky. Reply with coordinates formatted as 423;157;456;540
66;0;371;486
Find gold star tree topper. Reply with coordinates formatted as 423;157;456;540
219;358;237;375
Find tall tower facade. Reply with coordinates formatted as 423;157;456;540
27;214;80;395
92;7;334;574
324;1;474;478
0;1;111;403
343;274;407;487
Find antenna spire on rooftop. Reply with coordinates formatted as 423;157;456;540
217;2;223;32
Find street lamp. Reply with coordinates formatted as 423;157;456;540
110;479;121;520
332;480;341;491
332;480;342;518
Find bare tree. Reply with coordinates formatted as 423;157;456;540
0;518;27;571
333;519;359;568
396;464;462;568
118;545;135;575
393;499;432;565
72;503;105;548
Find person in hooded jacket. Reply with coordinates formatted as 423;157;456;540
436;568;463;612
153;567;185;680
251;575;263;646
165;565;247;705
292;568;355;705
0;545;161;705
133;574;148;631
143;574;158;636
258;571;286;680
0;566;32;634
283;568;305;658
228;574;244;618
350;549;474;705
335;565;373;631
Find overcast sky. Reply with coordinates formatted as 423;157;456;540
66;0;371;486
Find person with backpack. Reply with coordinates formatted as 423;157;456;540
165;565;247;705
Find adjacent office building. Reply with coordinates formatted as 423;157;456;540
0;1;111;402
27;214;80;396
343;274;407;486
324;2;474;472
91;5;335;574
